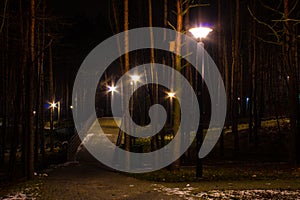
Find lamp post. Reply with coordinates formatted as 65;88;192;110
49;101;57;127
107;84;117;115
49;101;57;151
167;92;176;127
130;75;140;118
130;75;140;145
189;26;212;178
57;101;60;124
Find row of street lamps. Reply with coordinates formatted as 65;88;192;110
86;25;213;177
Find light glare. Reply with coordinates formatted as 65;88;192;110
189;27;213;39
130;75;140;82
108;85;117;93
167;92;176;99
50;102;57;108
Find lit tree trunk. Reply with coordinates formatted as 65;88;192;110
164;0;168;40
183;0;192;161
111;0;124;73
170;0;182;171
124;0;131;167
148;0;158;152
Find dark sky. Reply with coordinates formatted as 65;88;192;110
49;0;219;89
50;0;110;19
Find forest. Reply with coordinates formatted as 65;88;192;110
0;0;299;196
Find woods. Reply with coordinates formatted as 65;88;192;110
0;0;299;183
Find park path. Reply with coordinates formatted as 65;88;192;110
40;163;181;200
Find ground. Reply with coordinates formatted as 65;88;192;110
1;161;300;199
1;118;300;199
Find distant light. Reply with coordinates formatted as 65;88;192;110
33;110;36;115
287;76;290;80
130;75;140;82
246;97;249;102
70;105;73;109
108;85;117;93
50;102;57;108
189;27;213;40
237;97;241;101
167;92;176;99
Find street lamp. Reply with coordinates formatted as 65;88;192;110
189;27;212;41
48;100;57;151
130;75;140;83
50;102;57;109
189;25;213;178
107;84;117;116
108;85;117;93
167;92;176;99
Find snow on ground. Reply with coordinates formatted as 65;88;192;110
1;188;40;200
152;184;300;200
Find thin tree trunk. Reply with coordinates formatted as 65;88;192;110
148;0;158;152
249;0;256;143
20;5;29;179
217;0;224;157
39;2;46;162
170;0;182;171
231;0;240;156
27;0;35;180
283;0;299;164
124;0;131;169
49;40;54;152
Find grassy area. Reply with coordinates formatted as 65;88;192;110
129;163;300;182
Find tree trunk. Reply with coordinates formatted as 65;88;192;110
148;0;159;152
283;0;300;164
170;0;182;171
231;0;240;156
49;40;54;152
27;0;35;180
124;0;131;169
217;0;225;157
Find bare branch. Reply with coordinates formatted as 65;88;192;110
259;0;284;15
255;35;282;46
181;4;209;16
0;0;9;35
248;6;281;43
272;19;300;22
167;21;176;30
288;0;299;16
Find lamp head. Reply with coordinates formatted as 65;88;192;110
189;27;213;40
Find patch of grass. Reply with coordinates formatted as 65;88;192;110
127;163;300;183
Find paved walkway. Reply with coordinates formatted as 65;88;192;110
38;162;300;200
40;163;180;200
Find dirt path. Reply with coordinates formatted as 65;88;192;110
40;163;181;200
